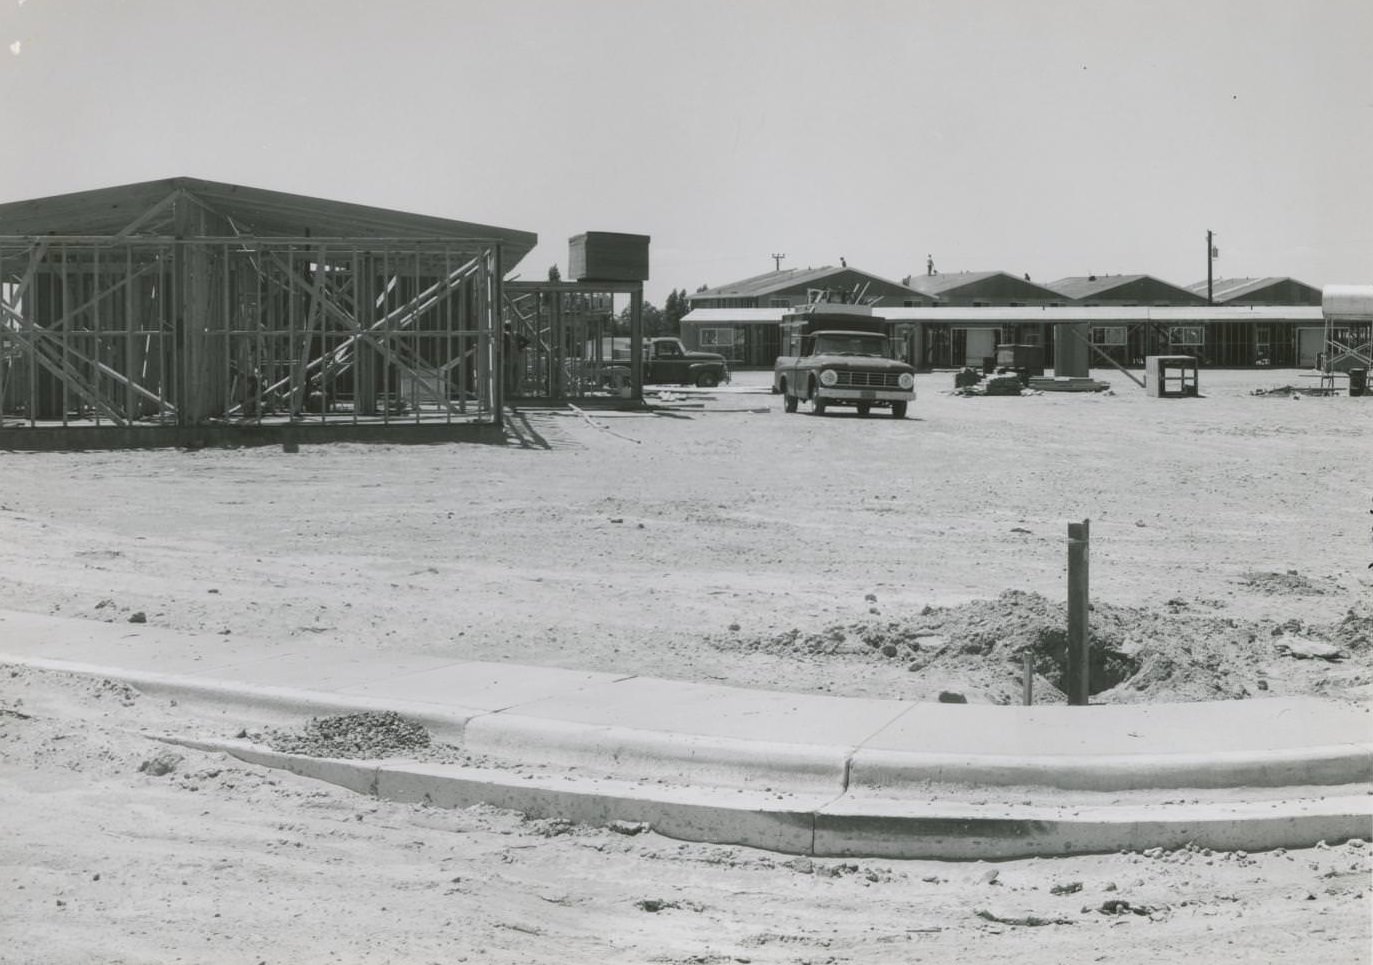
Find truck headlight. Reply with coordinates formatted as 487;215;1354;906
898;372;915;390
819;369;838;387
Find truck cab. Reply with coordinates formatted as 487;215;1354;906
772;305;915;418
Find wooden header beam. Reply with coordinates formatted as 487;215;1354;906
505;280;645;295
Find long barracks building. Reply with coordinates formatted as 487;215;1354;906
682;266;1336;370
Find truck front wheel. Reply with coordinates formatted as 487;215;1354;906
696;371;720;388
891;401;908;419
811;383;827;415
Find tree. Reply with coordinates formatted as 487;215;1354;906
617;300;667;337
547;264;561;282
663;288;689;335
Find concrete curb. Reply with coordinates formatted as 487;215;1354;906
157;736;1373;859
5;656;483;741
166;737;382;797
461;712;850;792
812;796;1373;860
846;743;1373;792
13;654;1373;795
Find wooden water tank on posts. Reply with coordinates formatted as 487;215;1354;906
569;232;650;282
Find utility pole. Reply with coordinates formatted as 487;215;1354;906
771;252;786;271
1206;230;1216;305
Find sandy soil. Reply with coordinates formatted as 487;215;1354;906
1;367;1370;962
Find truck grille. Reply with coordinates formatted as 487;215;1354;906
836;370;902;388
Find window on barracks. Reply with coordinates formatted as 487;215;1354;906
1091;326;1127;346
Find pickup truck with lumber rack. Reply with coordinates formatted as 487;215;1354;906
772;305;915;418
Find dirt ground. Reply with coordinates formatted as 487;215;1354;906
1;367;1370;963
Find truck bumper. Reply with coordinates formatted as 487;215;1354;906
817;388;915;403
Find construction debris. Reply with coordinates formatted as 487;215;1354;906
984;374;1024;396
1275;637;1345;661
975;908;1074;927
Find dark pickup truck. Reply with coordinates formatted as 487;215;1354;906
772;307;915;418
641;337;729;387
593;337;729;388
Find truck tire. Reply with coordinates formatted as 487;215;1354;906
857;403;871;417
696;371;720;388
778;378;797;412
811;381;826;415
891;401;908;419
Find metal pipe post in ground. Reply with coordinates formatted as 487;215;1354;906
1067;519;1091;705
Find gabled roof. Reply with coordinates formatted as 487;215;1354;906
690;266;848;299
904;270;1063;300
688;264;922;301
681;305;1323;325
1045;274;1148;299
0;177;538;263
1183;277;1321;303
903;270;1002;296
1045;274;1205;303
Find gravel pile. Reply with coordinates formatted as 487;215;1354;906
261;711;432;759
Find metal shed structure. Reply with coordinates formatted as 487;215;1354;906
1319;285;1373;390
0;177;537;448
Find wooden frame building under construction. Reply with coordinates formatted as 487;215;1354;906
0;177;539;448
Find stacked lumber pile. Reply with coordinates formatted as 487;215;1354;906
1028;376;1111;393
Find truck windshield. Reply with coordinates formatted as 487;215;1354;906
813;334;887;357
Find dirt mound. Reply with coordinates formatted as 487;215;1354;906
715;590;1368;704
1328;607;1373;652
1239;569;1335;596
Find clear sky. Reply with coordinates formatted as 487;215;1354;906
2;0;1369;304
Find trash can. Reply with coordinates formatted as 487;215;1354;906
1350;367;1367;397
